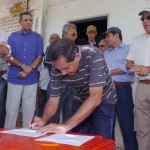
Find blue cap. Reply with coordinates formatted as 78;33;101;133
105;27;121;34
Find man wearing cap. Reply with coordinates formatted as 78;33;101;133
103;27;138;150
83;25;98;47
126;8;150;150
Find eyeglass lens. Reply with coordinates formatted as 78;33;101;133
141;15;150;21
68;33;78;37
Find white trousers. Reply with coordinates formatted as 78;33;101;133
134;82;150;150
5;82;37;128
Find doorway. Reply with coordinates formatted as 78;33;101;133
69;15;108;45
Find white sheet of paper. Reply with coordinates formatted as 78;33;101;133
36;133;95;146
1;128;44;137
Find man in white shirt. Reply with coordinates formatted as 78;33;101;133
0;29;8;127
126;8;150;150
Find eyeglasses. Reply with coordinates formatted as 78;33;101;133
141;15;150;21
67;33;78;37
99;45;105;48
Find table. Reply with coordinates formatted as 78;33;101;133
0;128;115;150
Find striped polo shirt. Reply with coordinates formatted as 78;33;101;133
50;45;117;104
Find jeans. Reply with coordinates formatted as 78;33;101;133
0;78;7;127
115;85;138;150
71;100;116;139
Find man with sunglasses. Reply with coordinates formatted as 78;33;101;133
62;23;78;42
126;8;150;150
103;27;138;150
98;39;109;53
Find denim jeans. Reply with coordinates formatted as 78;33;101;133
0;78;7;127
71;100;116;139
115;85;138;150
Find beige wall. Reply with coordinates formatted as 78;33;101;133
43;0;150;47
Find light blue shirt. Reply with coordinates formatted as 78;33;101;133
103;43;134;82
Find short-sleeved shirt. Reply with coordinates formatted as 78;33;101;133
126;33;150;80
7;30;44;85
104;43;134;82
50;45;117;104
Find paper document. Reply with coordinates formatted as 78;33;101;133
1;128;44;137
36;133;95;146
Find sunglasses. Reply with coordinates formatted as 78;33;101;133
141;15;150;21
67;33;78;37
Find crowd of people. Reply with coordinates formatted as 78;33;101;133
0;7;150;150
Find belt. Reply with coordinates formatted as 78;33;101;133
139;80;150;84
114;82;131;86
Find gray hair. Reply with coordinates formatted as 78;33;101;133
62;23;77;37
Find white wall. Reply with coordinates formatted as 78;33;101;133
44;0;150;47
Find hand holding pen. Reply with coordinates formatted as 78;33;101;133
30;109;36;129
29;112;46;130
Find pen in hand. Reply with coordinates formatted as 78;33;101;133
30;109;36;129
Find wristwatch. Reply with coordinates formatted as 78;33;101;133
19;63;24;68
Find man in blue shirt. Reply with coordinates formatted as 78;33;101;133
103;27;138;150
4;12;44;127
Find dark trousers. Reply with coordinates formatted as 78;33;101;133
115;85;138;150
38;89;47;117
46;84;74;123
71;100;116;139
0;78;7;128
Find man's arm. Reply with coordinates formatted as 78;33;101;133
29;96;60;129
36;86;103;134
62;86;103;131
0;44;9;55
5;54;23;67
111;68;124;75
42;96;60;123
127;60;150;76
126;60;135;70
5;54;43;75
21;55;43;74
30;55;43;69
